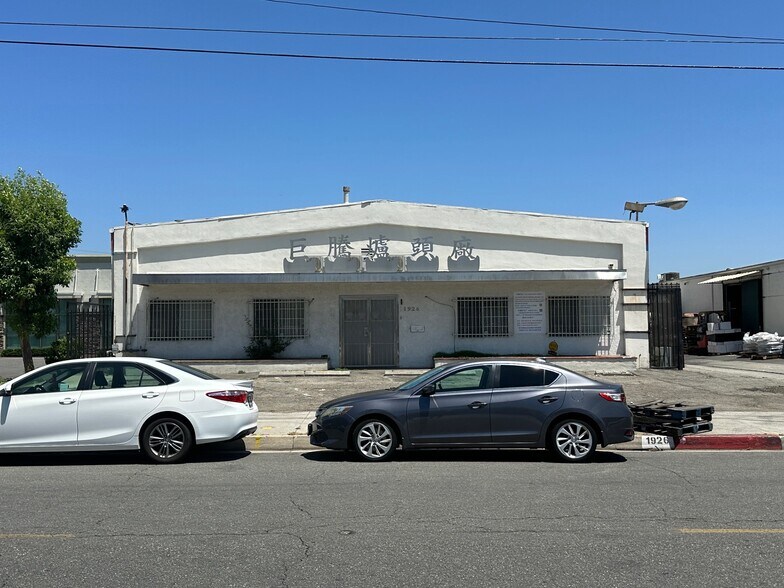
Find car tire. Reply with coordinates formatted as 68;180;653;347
549;418;597;463
352;419;398;462
141;417;193;464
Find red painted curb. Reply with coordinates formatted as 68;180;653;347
675;434;783;450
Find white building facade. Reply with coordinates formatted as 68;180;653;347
111;201;650;368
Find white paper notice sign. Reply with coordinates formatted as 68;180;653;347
514;292;546;334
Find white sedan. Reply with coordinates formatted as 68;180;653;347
0;357;258;463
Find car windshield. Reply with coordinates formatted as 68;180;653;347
157;360;220;380
396;365;451;391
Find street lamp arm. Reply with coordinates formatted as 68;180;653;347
624;196;687;220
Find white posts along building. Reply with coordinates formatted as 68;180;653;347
111;200;650;368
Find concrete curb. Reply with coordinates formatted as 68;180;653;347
674;434;783;450
244;434;314;451
244;434;784;453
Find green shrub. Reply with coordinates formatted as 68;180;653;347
1;347;52;357
44;338;72;364
244;334;291;359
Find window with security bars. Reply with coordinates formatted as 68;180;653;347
548;296;611;336
148;300;213;341
252;299;307;339
456;297;509;338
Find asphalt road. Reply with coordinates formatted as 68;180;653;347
1;446;782;587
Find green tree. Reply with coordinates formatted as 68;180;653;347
0;169;82;372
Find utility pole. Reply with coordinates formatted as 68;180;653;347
121;204;129;352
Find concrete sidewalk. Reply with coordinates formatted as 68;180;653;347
242;410;784;452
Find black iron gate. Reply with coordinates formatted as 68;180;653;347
648;284;684;369
65;301;113;358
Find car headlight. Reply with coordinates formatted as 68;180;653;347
320;405;353;419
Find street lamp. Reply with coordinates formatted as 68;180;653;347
624;196;688;220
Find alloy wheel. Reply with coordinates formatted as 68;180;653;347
143;419;192;463
355;421;395;460
554;421;595;461
148;421;185;459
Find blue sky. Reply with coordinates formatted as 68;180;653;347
1;0;782;279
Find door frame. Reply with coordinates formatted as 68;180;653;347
339;295;399;368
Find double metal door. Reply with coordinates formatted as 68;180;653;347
341;297;398;368
648;284;684;369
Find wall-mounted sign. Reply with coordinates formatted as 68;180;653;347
282;232;480;273
514;291;546;334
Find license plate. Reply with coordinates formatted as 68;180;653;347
641;435;674;450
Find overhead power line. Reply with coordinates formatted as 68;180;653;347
264;0;784;42
2;39;783;70
2;20;784;45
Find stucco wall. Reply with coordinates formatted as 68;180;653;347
113;201;648;286
122;280;622;368
678;279;723;314
111;201;648;366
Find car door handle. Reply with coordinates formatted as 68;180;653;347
59;397;77;405
468;401;488;409
539;396;559;404
141;392;159;399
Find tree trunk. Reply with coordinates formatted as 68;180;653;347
21;333;35;372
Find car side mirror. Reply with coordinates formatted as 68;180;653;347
0;386;10;397
420;384;436;397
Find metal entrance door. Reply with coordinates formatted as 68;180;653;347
647;284;684;369
341;297;398;368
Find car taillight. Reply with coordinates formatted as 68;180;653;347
599;391;626;403
207;390;249;404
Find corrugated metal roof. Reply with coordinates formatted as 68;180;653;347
698;270;760;284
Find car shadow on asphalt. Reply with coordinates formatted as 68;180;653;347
302;448;627;464
0;440;252;467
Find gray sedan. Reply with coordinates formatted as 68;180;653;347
309;360;634;462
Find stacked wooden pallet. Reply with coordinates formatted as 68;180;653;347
629;401;714;437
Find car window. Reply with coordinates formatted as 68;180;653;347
92;363;167;389
156;359;220;380
397;365;450;391
12;364;88;395
498;365;560;388
434;367;490;392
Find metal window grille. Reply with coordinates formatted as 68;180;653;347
548;296;611;336
148;300;213;341
456;297;509;338
252;299;306;339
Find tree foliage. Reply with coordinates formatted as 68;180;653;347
0;169;82;371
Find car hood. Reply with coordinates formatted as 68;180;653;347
320;387;399;409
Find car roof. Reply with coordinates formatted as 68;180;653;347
440;358;550;368
42;357;167;366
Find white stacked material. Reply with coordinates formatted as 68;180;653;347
743;332;757;354
744;332;784;356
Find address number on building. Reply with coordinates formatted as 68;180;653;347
641;435;674;450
